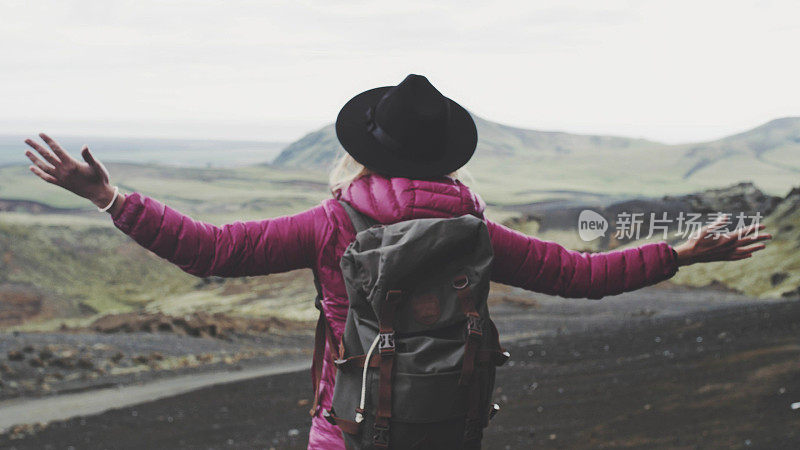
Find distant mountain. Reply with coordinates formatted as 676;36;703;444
271;116;800;202
678;117;800;178
271;115;662;169
271;125;340;168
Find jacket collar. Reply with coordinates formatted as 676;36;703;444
335;172;486;224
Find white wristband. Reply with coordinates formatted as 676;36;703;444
97;186;120;212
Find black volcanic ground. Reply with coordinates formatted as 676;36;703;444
1;284;798;449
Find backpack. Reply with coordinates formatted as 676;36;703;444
316;200;509;449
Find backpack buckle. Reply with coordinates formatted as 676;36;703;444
488;403;501;421
452;274;469;290
322;408;337;426
378;332;395;353
373;424;390;447
466;315;483;337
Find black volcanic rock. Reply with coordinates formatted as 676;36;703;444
501;182;782;249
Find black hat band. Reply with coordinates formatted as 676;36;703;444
366;106;403;151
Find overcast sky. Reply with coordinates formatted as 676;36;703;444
2;0;799;143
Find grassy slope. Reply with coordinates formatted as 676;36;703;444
0;163;329;329
0;219;198;315
0;216;320;330
669;190;800;298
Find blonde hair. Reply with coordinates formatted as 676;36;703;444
328;153;472;194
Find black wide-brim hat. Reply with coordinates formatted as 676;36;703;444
335;74;477;179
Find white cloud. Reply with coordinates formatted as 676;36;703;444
1;0;798;142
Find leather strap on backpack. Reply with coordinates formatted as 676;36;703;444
309;310;340;417
454;274;503;446
309;311;326;416
374;289;402;448
453;274;482;386
309;274;340;417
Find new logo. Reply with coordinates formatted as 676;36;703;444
578;210;608;241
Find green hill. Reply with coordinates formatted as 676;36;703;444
271;116;663;168
676;117;800;185
271;125;341;169
271;116;800;203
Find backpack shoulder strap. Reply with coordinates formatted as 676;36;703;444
309;201;376;416
338;200;377;233
309;273;328;416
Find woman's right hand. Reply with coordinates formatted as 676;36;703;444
672;214;771;266
24;133;123;212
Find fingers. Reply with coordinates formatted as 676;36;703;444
29;165;58;184
82;145;110;181
734;243;767;255
24;150;56;175
39;133;73;164
713;221;769;245
24;138;61;166
81;146;98;167
735;233;772;246
719;232;770;262
716;243;768;262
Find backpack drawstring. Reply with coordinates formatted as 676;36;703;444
356;332;381;423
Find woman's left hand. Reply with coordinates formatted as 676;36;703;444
673;214;771;266
24;133;120;211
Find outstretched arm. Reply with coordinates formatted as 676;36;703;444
111;193;320;277
25;133;320;278
486;216;769;299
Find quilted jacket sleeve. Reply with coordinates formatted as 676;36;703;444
486;219;679;299
111;192;320;277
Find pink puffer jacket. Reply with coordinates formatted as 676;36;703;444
111;173;678;449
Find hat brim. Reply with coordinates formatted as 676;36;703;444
335;86;477;179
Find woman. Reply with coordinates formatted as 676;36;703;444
24;75;769;449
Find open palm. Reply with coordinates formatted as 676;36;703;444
674;214;771;266
24;133;113;204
